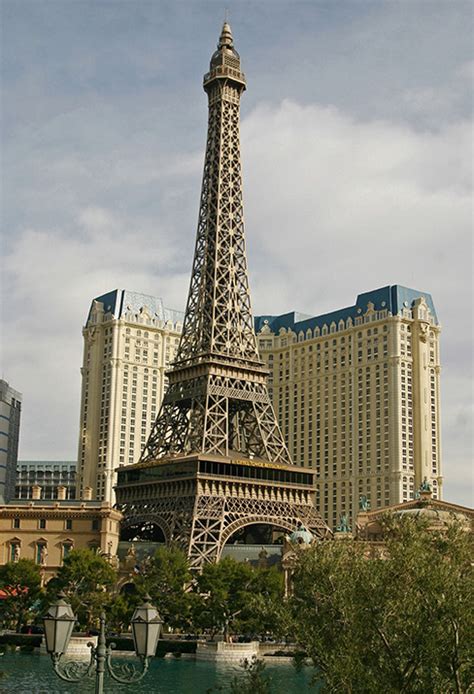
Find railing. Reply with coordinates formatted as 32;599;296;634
203;66;246;84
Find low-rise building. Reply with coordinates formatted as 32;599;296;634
355;485;473;542
0;486;122;583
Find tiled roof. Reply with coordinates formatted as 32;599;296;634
254;285;438;334
87;290;184;325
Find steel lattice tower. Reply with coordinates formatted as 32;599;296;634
115;23;330;568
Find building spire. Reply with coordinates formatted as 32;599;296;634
218;20;233;49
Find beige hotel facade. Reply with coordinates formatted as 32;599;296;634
0;485;121;582
77;285;441;529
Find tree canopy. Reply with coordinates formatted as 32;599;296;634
290;519;474;694
46;548;117;629
135;545;194;630
0;559;43;631
194;557;284;640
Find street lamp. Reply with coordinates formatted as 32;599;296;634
43;591;76;658
43;592;162;694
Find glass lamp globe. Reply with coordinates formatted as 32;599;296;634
131;594;162;658
42;591;76;655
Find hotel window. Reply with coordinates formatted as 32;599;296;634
65;519;73;531
13;518;20;529
39;518;46;530
62;542;73;560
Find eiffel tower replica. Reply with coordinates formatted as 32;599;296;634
115;22;330;569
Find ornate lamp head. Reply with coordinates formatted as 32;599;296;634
42;591;76;656
131;594;162;658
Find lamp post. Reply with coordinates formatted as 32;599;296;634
43;592;162;694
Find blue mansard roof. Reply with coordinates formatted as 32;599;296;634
88;285;437;335
254;285;438;335
87;290;184;325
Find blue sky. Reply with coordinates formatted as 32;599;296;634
1;0;472;505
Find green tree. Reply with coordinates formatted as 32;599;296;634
46;549;117;629
194;558;285;641
290;519;474;693
243;567;286;639
0;559;43;632
107;591;141;635
135;546;193;631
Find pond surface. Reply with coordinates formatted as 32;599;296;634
0;652;318;693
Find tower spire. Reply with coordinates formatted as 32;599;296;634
140;24;289;464
218;20;233;48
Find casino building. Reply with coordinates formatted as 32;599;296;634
77;284;441;530
255;285;442;528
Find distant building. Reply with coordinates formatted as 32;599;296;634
15;461;77;500
0;380;22;503
0;485;121;583
76;290;183;502
255;285;442;529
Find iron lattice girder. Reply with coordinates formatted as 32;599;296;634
136;25;290;466
141;370;291;464
115;25;331;567
176;84;258;365
116;453;329;569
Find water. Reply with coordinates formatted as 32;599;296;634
0;652;316;693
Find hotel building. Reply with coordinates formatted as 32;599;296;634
255;285;442;528
77;290;183;502
77;285;442;527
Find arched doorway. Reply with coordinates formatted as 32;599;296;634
224;523;286;546
118;519;168;567
120;521;166;543
219;519;295;567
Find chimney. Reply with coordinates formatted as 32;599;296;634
57;486;67;501
31;485;42;500
82;486;92;501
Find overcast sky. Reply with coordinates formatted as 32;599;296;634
1;0;472;506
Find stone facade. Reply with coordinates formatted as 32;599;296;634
355;488;473;542
0;488;122;583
